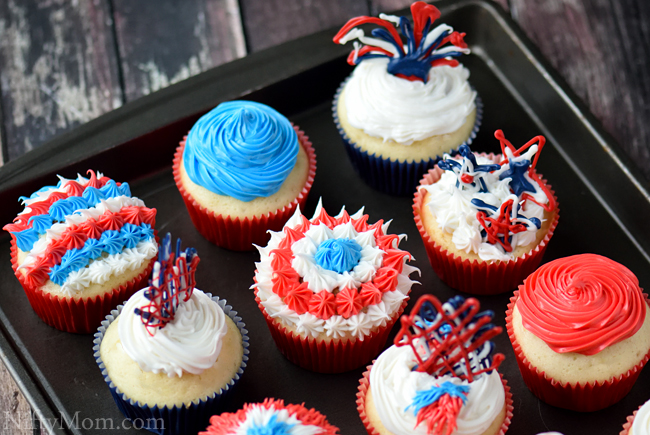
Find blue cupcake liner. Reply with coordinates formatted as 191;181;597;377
93;294;249;435
332;77;483;196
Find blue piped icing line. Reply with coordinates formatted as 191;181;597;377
48;223;154;286
314;238;363;274
11;180;132;250
182;101;299;202
247;412;295;435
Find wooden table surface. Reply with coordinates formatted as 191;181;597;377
0;0;648;433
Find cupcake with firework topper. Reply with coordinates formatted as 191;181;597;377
332;1;481;196
94;234;248;435
253;199;419;373
413;130;559;294
3;170;158;333
357;294;513;435
199;398;339;435
174;100;316;251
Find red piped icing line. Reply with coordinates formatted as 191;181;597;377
9;170;118;229
20;206;156;288
268;206;411;319
199;398;340;435
517;254;645;355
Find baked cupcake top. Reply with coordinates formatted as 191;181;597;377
183;100;299;202
200;398;339;435
253;199;419;340
4;170;157;295
420;130;557;261
121;234;228;377
333;1;475;144
371;294;506;435
517;254;646;355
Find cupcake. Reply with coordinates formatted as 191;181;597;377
413;130;559;294
506;254;650;412
94;234;249;435
621;399;650;434
357;294;513;435
253;199;419;373
3;170;158;333
174;100;316;251
200;398;339;435
332;1;480;196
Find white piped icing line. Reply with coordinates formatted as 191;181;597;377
632;399;650;435
119;288;228;377
253;199;419;340
370;345;505;435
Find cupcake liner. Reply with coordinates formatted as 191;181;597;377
10;238;155;334
173;126;317;251
332;78;482;197
621;406;641;435
93;294;249;435
412;161;559;295
356;364;513;435
506;291;650;412
254;287;408;373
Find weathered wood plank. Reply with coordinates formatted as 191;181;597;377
239;0;368;52
0;361;34;435
510;0;650;178
111;0;246;101
0;0;122;162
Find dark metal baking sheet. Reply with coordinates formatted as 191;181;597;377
1;1;649;434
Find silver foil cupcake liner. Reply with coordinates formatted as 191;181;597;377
93;294;249;435
332;77;483;196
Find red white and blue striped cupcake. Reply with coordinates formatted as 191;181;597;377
4;170;157;333
200;398;339;435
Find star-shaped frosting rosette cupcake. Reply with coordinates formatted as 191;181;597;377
357;294;513;435
253;199;419;373
4;170;158;332
200;398;339;435
414;130;559;294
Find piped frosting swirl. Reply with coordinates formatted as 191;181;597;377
183;101;299;202
517;254;646;355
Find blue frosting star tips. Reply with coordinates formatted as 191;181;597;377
314;238;363;274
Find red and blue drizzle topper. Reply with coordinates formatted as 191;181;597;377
395;295;504;435
333;1;469;83
134;234;200;336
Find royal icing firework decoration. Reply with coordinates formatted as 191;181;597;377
333;1;469;82
395;295;504;435
135;234;200;336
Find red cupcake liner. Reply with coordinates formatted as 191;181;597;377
506;291;650;412
254;287;408;373
412;158;559;295
173;126;317;251
356;364;513;435
10;238;155;334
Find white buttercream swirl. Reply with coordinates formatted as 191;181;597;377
344;58;476;144
632;399;650;435
253;203;418;340
118;288;227;377
233;405;324;435
422;153;548;261
370;345;505;435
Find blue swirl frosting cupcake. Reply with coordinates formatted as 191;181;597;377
174;101;316;251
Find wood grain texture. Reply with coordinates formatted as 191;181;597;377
0;0;122;162
510;0;650;178
111;0;246;101
239;0;368;52
0;362;34;435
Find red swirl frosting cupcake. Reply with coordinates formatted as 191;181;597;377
253;199;419;373
506;254;650;411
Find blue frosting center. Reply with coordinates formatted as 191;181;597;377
182;101;299;202
314;238;363;274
